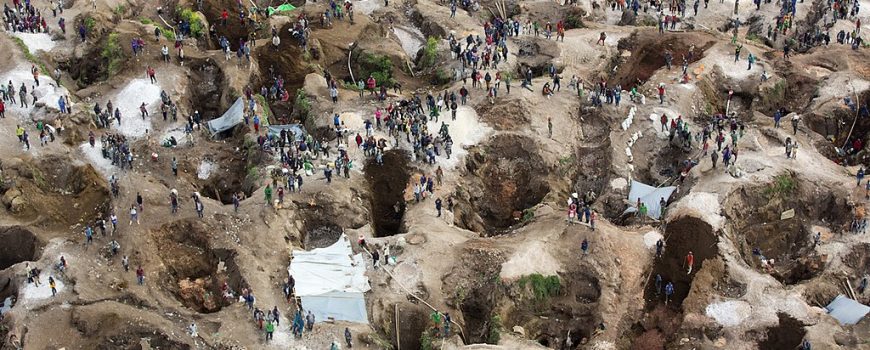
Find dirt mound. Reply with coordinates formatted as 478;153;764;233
757;313;807;350
365;150;411;237
644;216;718;308
0;227;42;270
474;99;531;130
455;135;549;234
151;219;246;313
723;175;851;284
612;31;715;89
1;156;111;229
186;58;228;120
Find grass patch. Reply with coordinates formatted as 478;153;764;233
342;80;363;91
138;17;154;25
518;274;562;303
11;37;49;75
113;4;126;17
255;94;272;119
764;173;796;198
101;32;124;77
420;329;435;350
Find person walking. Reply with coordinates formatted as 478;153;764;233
345;327;353;348
122;255;129;271
49;276;57;296
136;266;145;285
655;239;664;258
664;281;674;304
435;197;443;217
265;320;274;340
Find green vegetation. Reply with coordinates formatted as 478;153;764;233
138;17;154;25
161;27;176;40
518;274;562;302
342;81;363;91
420;36;440;68
420;330;435;350
764;173;796;198
294;88;311;120
113;4;126;17
521;208;535;224
11;37;48;74
177;7;205;38
357;53;395;87
84;16;97;32
101;33;124;77
564;14;585;29
255;94;272;119
487;315;503;344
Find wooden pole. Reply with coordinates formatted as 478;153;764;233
395;303;401;350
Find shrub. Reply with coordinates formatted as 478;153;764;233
84;16;97;31
177;7;204;38
161;27;176;40
138;17;154;25
420;36;439;68
565;14;585;29
113;4;126;17
294;88;311;120
101;33;124;77
431;68;451;85
358;53;394;87
487;315;503;344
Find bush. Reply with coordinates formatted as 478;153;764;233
420;36;439;68
161;27;176;40
565;14;585;29
431;68;451;85
518;274;561;302
101;33;124;77
138;17;154;25
487;315;503;344
84;16;97;32
358;53;394;87
177;8;204;38
113;4;126;17
294;88;311;120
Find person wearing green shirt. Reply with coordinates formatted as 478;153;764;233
265;320;274;340
264;184;273;205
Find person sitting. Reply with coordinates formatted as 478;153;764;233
542;83;553;98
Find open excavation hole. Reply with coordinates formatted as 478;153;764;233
0;227;42;270
60;34;116;89
757;313;807;350
644;217;718;308
254;23;314;122
724;176;851;284
1;155;111;228
152;219;246;313
197;136;259;204
521;270;603;347
457;135;550;234
365;150;411;237
514;38;560;79
300;215;343;250
612;31;714;89
186;58;227;121
804;90;870;166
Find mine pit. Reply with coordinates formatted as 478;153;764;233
0;226;42;270
644;216;719;308
365;150;411;237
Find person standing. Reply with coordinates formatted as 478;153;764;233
345;327;353;348
372;249;380;269
49;276;57;296
581;238;589;255
435;198;443;217
265;320;274;340
122;255;129;271
686;251;695;274
664;281;674;304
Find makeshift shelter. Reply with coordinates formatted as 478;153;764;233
826;295;870;325
624;180;677;219
266;124;306;142
288;234;371;323
206;97;244;136
267;3;296;15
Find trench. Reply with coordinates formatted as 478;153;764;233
612;32;714;89
198;135;259;204
186;58;227;121
644;217;718;308
365;150;411;237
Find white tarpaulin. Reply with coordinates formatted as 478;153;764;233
826;295;870;325
289;234;370;323
206;97;245;135
625;180;677;219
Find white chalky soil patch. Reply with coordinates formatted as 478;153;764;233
111;79;162;138
11;32;56;52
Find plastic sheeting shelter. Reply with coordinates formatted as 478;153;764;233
288;234;371;323
206;97;244;136
624;180;677;219
826;295;870;325
267;3;296;15
266;124;306;142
